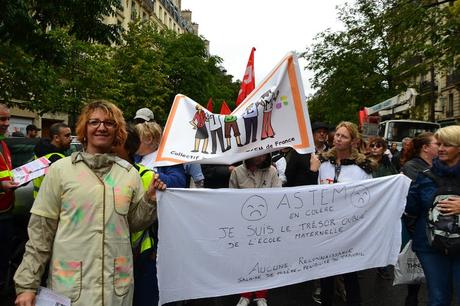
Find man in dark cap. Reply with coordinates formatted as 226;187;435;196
312;122;330;154
26;124;41;139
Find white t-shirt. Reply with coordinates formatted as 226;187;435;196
139;151;158;172
318;161;372;184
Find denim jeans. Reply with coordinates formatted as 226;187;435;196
416;250;460;306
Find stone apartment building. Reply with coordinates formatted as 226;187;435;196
408;1;460;126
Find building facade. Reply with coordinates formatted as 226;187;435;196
104;0;199;35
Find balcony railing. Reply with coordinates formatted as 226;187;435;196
405;55;423;67
447;70;460;87
419;80;437;93
142;0;155;12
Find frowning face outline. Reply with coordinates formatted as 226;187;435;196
350;185;370;208
241;195;268;221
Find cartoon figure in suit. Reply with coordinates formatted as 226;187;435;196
242;103;258;145
207;113;226;154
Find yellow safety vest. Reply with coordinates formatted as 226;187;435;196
131;164;155;254
32;152;65;198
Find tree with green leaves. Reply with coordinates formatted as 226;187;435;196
304;0;460;124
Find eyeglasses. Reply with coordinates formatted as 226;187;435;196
370;143;382;149
87;119;117;129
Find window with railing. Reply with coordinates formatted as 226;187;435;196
131;1;137;20
446;93;454;117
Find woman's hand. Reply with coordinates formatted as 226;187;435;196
145;174;166;204
15;291;36;306
437;197;460;216
310;154;321;172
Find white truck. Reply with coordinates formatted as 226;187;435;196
362;88;440;148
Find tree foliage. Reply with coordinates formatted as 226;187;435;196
303;0;460;125
0;14;239;125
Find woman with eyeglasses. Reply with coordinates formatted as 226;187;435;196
405;126;460;306
367;137;398;280
14;100;166;306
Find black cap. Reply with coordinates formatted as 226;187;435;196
26;124;41;132
312;122;329;132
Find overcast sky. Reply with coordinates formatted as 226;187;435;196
180;0;348;96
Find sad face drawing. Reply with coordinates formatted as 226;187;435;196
241;195;269;221
350;185;370;208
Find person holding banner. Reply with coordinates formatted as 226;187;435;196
229;153;282;306
318;121;375;306
14;100;166;306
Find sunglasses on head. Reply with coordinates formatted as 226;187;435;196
370;143;382;148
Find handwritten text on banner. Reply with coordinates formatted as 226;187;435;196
157;175;412;304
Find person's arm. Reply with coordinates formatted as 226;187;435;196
270;167;282;187
285;152;318;186
128;172;166;233
14;215;58;304
158;165;186;188
15;162;63;304
229;169;238;188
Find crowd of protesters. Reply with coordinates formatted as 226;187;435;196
0;101;459;306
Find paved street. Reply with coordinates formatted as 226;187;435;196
0;268;434;306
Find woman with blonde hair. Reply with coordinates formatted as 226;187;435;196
135;121;186;187
318;121;375;306
14;100;165;306
405;125;460;306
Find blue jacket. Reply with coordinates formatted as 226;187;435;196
156;164;187;188
405;158;460;253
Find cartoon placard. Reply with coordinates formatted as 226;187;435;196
154;52;314;166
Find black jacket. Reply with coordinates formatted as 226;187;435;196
284;149;318;187
34;139;67;163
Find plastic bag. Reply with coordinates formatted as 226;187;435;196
393;240;425;285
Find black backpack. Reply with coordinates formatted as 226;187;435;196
423;169;460;256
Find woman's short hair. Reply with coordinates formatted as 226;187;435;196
335;121;360;141
75;99;127;147
435;125;460;147
369;136;387;151
135;121;162;146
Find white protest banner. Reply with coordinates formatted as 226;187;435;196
157;174;411;305
154;52;314;166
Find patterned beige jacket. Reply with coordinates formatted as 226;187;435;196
15;152;157;305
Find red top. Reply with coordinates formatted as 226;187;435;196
0;140;14;213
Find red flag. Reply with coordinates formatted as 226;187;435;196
220;101;231;115
206;98;213;112
235;47;256;106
